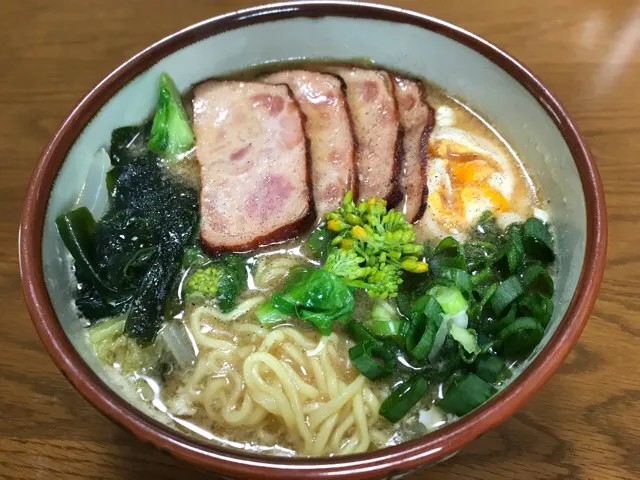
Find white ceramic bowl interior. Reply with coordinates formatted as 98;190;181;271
42;12;585;423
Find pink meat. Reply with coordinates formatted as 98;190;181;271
264;70;357;217
394;76;434;222
327;66;402;206
192;81;313;253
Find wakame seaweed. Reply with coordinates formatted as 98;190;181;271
57;123;198;345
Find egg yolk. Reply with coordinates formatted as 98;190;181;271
428;140;510;231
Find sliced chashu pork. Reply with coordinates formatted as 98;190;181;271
263;70;357;217
327;66;403;206
192;81;313;253
394;76;434;222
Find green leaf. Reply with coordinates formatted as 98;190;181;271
259;267;354;335
148;73;194;160
429;236;466;271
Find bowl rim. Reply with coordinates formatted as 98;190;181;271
19;1;607;478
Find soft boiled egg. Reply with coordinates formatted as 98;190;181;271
415;106;535;241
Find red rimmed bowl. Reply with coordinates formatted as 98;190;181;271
19;2;606;479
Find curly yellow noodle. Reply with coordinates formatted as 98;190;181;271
171;297;390;456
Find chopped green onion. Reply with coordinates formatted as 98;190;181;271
474;354;509;383
349;341;395;380
305;225;335;261
523;218;555;262
471;267;496;288
519;263;554;295
496;317;545;357
365;319;402;337
380;375;430;422
490;276;524;315
450;325;481;362
438;373;497;416
371;299;398;321
436;267;473;299
345;321;381;346
486;303;517;333
518;292;554;327
430;286;468;315
430;237;466;271
505;224;525;273
428;316;453;362
408;307;440;361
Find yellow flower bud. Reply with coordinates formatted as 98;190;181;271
401;259;429;273
351;225;368;241
340;238;354;249
327;219;346;232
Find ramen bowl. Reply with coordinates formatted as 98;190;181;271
19;2;606;479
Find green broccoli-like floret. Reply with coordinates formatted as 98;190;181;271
184;266;222;297
148;73;195;160
322;192;428;298
182;254;248;312
366;263;404;299
88;317;163;374
323;249;371;281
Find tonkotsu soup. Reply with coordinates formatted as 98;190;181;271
57;61;556;457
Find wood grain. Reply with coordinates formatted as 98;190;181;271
1;0;637;479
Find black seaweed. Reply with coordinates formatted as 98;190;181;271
57;125;198;344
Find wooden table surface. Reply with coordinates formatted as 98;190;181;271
1;0;637;479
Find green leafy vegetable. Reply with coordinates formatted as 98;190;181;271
256;267;354;335
406;295;442;360
59;107;199;342
518;292;554;327
110;124;150;166
370;211;556;422
364;300;402;336
519;263;554;295
148;73;194;160
429;236;467;272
